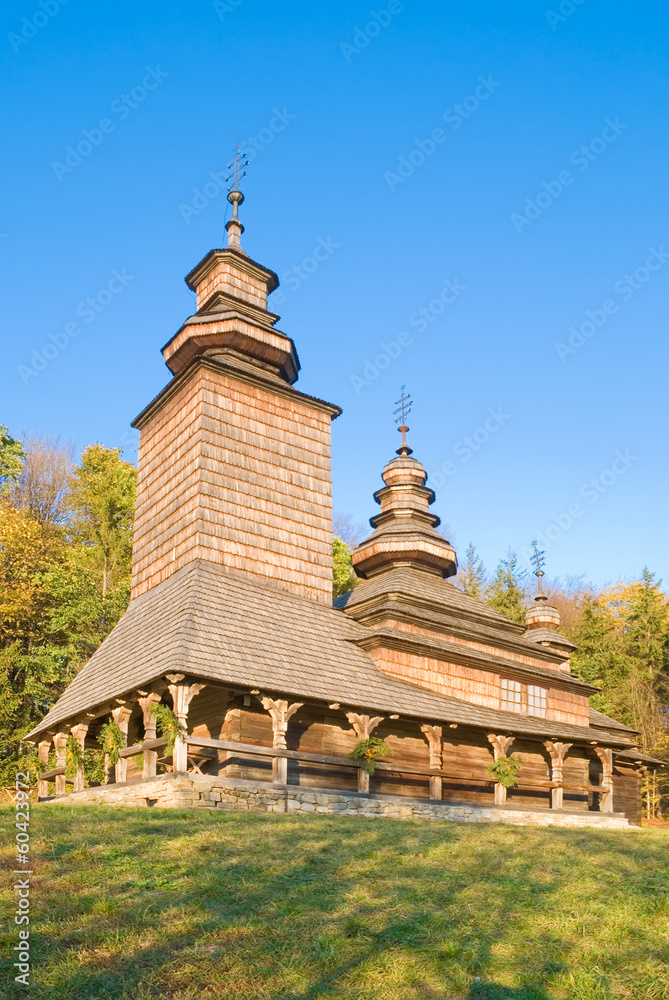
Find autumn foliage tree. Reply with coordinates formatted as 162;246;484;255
0;431;136;784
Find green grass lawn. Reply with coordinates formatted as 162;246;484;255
1;806;668;1000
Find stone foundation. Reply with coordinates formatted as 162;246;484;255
43;773;631;829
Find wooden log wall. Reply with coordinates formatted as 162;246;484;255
612;762;642;826
366;647;590;727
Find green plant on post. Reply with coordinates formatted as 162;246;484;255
97;721;125;765
65;735;84;778
348;737;394;775
151;703;186;756
486;754;522;788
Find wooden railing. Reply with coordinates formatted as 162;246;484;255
40;735;611;808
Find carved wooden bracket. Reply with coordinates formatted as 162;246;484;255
421;724;444;801
111;705;133;732
137;692;162;739
260;696;304;748
594;746;614;813
53;732;68;795
166;676;206;724
53;732;68;766
69;723;89;792
346;713;384;742
420;725;443;770
37;740;51;799
544;740;573;776
164;676;205;773
487;734;515;760
543;740;573;810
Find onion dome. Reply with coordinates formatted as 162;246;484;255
352;395;457;580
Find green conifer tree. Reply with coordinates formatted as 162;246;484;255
486;550;528;624
457;543;487;598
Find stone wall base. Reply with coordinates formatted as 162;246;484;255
42;773;632;829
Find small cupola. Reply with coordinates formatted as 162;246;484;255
524;549;576;660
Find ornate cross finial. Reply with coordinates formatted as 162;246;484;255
393;386;413;454
226;144;248;193
531;540;546;600
225;145;249;230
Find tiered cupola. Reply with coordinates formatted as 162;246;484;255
352;396;457;580
524;566;576;661
162;173;299;384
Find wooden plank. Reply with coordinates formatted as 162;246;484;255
39;767;66;779
39;768;73;783
119;739;166;757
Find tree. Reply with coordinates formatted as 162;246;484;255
333;536;357;599
569;570;669;752
487;550;528;624
456;542;487;598
0;497;60;645
333;513;365;549
568;593;626;718
11;435;73;525
612;570;669;750
68;445;136;597
0;436;138;785
0;425;24;488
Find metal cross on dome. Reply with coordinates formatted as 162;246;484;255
531;540;547;599
394;386;413;450
530;540;546;576
226;144;249;193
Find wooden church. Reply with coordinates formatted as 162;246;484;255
29;178;661;827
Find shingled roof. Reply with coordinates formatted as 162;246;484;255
335;567;577;670
28;560;631;748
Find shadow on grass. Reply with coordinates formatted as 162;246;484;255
1;806;666;1000
468;986;553;1000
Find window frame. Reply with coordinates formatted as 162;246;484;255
527;684;548;718
500;677;524;714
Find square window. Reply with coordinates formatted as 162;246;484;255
527;685;547;718
501;678;523;714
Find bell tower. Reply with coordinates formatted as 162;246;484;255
130;155;340;603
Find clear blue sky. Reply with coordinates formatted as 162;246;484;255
2;0;667;588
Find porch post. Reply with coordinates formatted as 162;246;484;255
166;674;205;773
346;713;384;793
53;732;68;795
111;705;133;783
70;723;89;792
37;739;51;799
594;747;614;813
260;696;304;784
487;734;516;806
421;724;443;800
543;740;573;810
137;692;162;779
